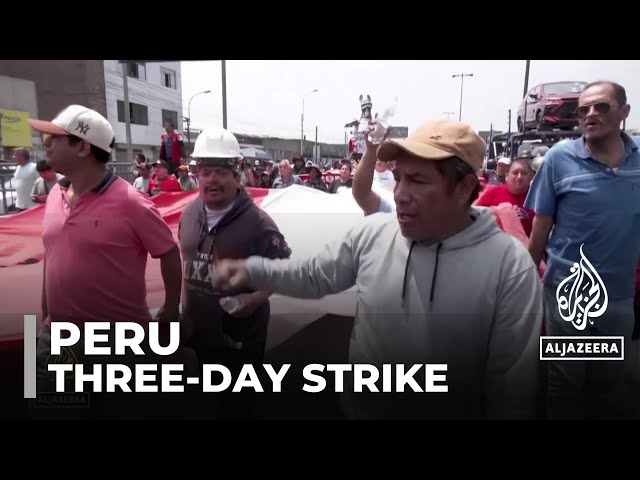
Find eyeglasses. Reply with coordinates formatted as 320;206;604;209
575;102;615;118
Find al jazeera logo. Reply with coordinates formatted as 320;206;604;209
35;346;89;408
540;244;624;361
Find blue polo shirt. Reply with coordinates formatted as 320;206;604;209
524;133;640;300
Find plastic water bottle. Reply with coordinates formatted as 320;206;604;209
219;296;240;313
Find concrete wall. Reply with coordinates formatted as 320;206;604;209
103;60;183;149
0;75;38;118
0;60;106;121
0;74;44;160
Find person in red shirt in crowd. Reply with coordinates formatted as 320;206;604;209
475;153;535;237
159;122;186;175
148;160;181;196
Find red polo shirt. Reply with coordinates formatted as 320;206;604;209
42;172;176;329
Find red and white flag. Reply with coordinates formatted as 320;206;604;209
0;184;529;351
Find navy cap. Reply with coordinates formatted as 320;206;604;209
154;160;169;169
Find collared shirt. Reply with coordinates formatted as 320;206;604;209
272;174;302;189
42;171;177;328
524;133;640;300
164;136;173;161
31;173;65;197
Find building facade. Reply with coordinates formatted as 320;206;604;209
0;60;183;168
103;60;183;164
0;74;41;161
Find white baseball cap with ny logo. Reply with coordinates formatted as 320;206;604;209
29;104;114;153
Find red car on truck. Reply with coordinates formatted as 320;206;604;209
517;81;588;132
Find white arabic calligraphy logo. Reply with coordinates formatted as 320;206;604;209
556;244;608;331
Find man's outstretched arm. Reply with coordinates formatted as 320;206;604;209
214;233;358;299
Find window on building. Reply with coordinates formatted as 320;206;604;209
117;100;149;125
127;62;146;81
162;109;179;129
161;67;177;89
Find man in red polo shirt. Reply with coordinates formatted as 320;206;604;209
29;105;182;411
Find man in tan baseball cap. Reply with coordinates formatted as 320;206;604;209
211;119;544;420
377;119;486;170
354;120;487;216
373;120;487;240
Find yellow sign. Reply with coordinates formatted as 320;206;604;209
0;109;33;147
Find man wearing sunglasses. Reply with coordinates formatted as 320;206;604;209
525;81;640;420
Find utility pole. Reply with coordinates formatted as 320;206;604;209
221;60;228;129
442;111;455;120
521;60;531;135
523;60;531;99
344;131;348;157
121;62;133;163
301;89;318;157
315;125;318;161
452;73;474;121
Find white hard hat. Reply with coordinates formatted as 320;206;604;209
531;145;550;157
532;155;544;172
192;127;243;160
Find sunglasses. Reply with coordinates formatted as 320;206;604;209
575;102;615;119
42;133;71;143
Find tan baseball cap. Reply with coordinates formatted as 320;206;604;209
377;120;486;171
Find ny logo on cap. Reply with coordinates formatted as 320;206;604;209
76;121;90;135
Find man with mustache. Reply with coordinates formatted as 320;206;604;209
525;81;640;419
178;127;291;419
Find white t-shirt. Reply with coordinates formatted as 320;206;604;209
205;203;234;231
133;176;150;193
378;194;396;213
13;162;38;210
373;169;395;191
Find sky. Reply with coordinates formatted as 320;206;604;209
180;60;640;145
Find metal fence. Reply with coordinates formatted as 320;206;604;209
109;161;137;184
0;160;138;216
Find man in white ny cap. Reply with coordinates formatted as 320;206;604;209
29;105;182;412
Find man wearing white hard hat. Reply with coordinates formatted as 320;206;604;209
178;126;291;419
29;105;182;415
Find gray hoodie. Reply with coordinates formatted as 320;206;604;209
246;207;543;419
